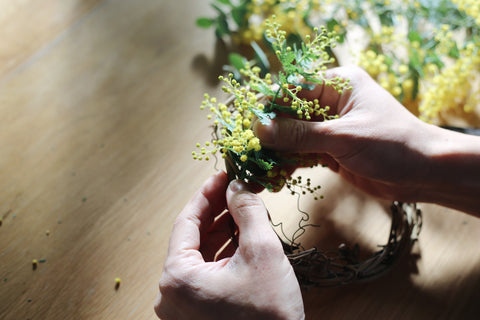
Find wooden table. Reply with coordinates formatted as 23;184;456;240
1;1;479;319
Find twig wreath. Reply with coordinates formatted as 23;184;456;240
193;18;423;287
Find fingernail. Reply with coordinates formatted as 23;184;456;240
229;180;247;193
253;118;275;146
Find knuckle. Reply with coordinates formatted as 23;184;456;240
158;269;177;295
159;262;190;296
230;192;265;215
229;196;265;219
290;120;308;149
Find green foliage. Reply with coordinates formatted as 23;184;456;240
196;0;480;123
251;41;270;75
197;0;252;38
196;17;213;28
229;53;247;72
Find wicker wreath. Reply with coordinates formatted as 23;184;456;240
282;202;422;287
225;157;422;287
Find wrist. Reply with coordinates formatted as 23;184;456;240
418;123;480;215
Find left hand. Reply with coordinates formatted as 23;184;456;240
154;171;304;320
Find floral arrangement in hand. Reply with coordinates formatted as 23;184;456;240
193;17;350;197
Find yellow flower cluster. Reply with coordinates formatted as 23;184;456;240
233;0;324;44
419;42;480;122
357;39;450;115
357;50;388;79
281;84;334;120
223;128;262;162
434;24;457;55
346;2;480;121
357;50;406;100
193;74;263;162
264;18;349;120
265;19;338;73
452;0;480;25
370;26;403;46
240;64;273;88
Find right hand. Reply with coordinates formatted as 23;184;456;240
253;66;435;202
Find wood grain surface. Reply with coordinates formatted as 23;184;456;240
1;1;479;319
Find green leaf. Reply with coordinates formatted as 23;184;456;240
326;18;339;32
215;115;235;132
196;17;213;29
449;43;460;59
407;31;422;44
277;71;287;85
268;103;297;116
301;75;323;85
215;15;230;38
409;49;424;77
211;3;226;15
254;158;274;171
383;54;394;67
283;63;301;75
424;53;444;69
281;51;296;66
215;0;232;5
232;5;248;28
228;53;247;72
251;108;276;125
251;41;270;74
250;82;276;97
379;10;394;26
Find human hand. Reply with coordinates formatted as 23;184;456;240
155;171;304;320
254;66;435;202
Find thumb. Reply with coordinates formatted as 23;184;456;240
253;116;340;153
226;180;282;250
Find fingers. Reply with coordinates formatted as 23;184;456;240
167;171;229;261
253;116;341;153
226;180;284;260
253;67;374;154
296;74;342;116
296;66;370;114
